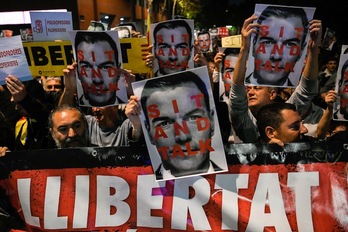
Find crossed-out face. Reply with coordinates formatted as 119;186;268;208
154;26;192;75
253;16;305;86
77;40;119;106
145;82;214;176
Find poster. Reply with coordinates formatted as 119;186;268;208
30;11;73;42
218;47;239;102
0;35;32;85
333;53;348;121
22;38;150;77
150;19;195;77
245;4;316;88
132;67;228;181
196;30;212;53
69;30;128;107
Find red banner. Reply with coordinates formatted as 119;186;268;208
0;143;347;231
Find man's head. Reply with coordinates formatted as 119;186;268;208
91;105;120;129
197;30;211;53
325;56;338;74
141;71;214;176
246;86;278;115
252;6;309;86
75;31;121;106
153;20;193;75
49;105;89;148
256;102;308;143
42;76;62;92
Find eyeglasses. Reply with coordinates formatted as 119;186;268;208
46;85;62;90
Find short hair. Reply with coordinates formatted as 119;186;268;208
45;76;62;82
74;31;121;68
153;20;192;47
48;104;86;130
254;6;309;48
325;56;338;64
256;102;297;142
140;71;210;125
197;30;210;38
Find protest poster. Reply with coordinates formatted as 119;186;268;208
333;53;348;121
218;47;239;102
322;27;336;51
69;30;128;107
245;4;316;88
132;67;228;181
150;19;195;77
119;37;151;74
197;30;212;53
30;11;73;42
23;41;74;77
0;35;32;85
22;38;149;77
0;141;346;231
221;34;241;48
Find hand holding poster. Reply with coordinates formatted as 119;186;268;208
151;19;195;77
69;31;128;107
132;67;228;181
245;4;316;87
0;36;32;85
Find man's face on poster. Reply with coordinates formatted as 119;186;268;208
339;65;348;118
222;54;237;95
154;26;192;75
77;41;119;106
198;33;211;52
145;82;215;174
252;16;305;85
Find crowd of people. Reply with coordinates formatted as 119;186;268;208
0;7;347;164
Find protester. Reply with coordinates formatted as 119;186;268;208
41;76;63;92
57;62;143;146
5;75;52;150
228;14;322;143
48;104;90;148
256;102;309;146
84;97;143;147
313;56;338;108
